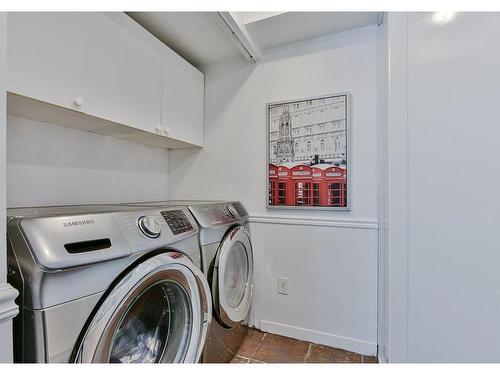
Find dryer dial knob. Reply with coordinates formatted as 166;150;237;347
138;216;161;238
225;204;239;219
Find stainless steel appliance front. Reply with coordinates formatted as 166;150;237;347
121;200;254;363
7;204;211;363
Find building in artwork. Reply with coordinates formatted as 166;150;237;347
269;95;347;165
275;108;294;163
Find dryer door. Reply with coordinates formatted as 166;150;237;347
72;253;211;363
212;225;254;327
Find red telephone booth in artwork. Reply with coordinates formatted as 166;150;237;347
276;165;291;205
312;165;347;207
268;164;279;205
325;166;347;207
312;166;328;206
290;165;313;206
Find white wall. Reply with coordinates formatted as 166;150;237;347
6;115;169;207
381;12;500;362
169;26;379;354
0;12;18;363
0;12;6;304
407;12;500;362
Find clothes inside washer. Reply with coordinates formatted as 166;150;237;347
109;283;170;363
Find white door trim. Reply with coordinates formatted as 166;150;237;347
0;283;19;324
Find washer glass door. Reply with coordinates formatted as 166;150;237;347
109;279;192;363
73;254;209;363
213;226;253;327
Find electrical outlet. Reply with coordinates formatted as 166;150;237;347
277;277;288;295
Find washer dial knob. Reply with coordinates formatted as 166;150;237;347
138;215;161;238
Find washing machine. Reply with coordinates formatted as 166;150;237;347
123;200;254;363
7;204;212;363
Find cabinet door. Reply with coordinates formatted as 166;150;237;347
85;13;162;134
162;58;204;146
7;12;86;110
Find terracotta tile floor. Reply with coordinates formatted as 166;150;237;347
230;329;378;364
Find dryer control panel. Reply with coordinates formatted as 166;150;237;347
188;201;249;228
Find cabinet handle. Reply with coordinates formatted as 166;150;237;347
74;97;85;107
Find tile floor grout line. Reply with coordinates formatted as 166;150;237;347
250;332;267;360
234;329;373;364
233;356;251;363
304;343;313;363
250;358;266;364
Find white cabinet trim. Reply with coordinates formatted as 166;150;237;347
0;283;19;324
249;214;378;229
7;93;200;150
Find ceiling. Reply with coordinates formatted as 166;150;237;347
128;12;381;71
127;12;241;69
244;12;380;51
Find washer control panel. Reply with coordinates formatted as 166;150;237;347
113;207;198;253
161;210;194;235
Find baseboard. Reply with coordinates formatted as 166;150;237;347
377;345;388;363
378;353;387;363
0;283;19;323
260;320;377;356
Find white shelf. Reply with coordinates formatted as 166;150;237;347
7;93;201;150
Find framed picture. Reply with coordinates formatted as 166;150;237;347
267;93;350;210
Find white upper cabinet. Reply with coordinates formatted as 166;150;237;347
7;12;86;110
85;14;162;134
162;58;204;146
6;12;204;149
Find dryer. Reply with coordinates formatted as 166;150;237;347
188;201;253;363
7;204;211;363
123;200;254;363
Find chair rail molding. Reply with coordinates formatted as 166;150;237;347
248;213;378;229
0;283;19;323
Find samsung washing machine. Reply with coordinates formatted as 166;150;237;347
7;204;212;363
123;200;254;363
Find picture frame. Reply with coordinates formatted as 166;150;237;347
266;93;351;211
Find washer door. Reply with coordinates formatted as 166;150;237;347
73;253;211;363
212;226;253;328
